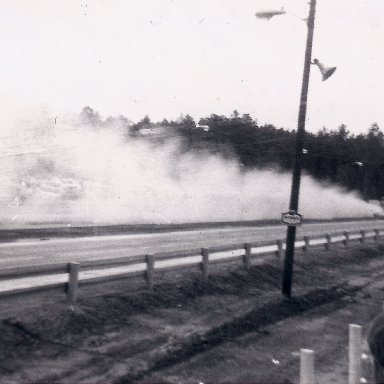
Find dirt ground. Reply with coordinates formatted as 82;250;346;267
1;241;384;383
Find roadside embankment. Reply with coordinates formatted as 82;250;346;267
0;242;383;383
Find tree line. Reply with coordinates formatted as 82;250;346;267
81;107;384;201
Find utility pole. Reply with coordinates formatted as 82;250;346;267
282;0;317;298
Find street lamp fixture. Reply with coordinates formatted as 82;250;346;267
255;8;286;20
312;59;337;81
256;0;336;298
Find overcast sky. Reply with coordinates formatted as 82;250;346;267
1;0;383;135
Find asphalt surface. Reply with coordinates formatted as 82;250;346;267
0;219;383;269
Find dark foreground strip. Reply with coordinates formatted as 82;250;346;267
115;284;359;384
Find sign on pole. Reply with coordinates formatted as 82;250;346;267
282;211;302;226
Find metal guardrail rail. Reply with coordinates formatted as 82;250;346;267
0;228;382;303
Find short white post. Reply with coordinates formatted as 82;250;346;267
201;248;209;281
68;262;80;304
243;243;251;271
349;324;362;384
276;240;283;258
300;349;315;384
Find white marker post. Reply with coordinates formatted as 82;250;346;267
349;324;362;384
300;349;315;384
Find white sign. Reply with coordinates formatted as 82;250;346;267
282;212;302;226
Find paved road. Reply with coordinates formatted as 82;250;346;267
0;219;383;269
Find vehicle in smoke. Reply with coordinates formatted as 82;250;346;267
12;176;84;206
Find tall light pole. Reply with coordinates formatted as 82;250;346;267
256;0;336;297
282;0;317;298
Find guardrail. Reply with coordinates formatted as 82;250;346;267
0;228;382;304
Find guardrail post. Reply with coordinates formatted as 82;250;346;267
303;236;310;254
374;229;380;245
343;231;350;248
325;233;331;251
146;254;155;291
349;324;362;384
68;262;80;304
243;243;251;271
300;349;315;384
276;240;283;258
360;230;366;244
201;248;209;282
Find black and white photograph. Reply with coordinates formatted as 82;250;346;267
0;0;384;383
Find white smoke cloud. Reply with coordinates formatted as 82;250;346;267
0;108;380;225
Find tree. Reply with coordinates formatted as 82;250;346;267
130;115;152;132
80;106;102;126
231;110;240;119
178;114;195;130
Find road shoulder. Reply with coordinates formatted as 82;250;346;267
0;243;383;383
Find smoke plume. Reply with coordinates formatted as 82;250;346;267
0;109;380;226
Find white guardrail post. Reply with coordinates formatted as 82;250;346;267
300;349;315;384
349;324;362;384
374;229;380;245
68;262;80;304
325;233;331;251
201;248;209;282
344;231;350;248
146;254;155;291
244;243;252;271
303;236;310;254
276;240;283;258
360;230;366;244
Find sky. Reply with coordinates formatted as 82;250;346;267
0;0;383;135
